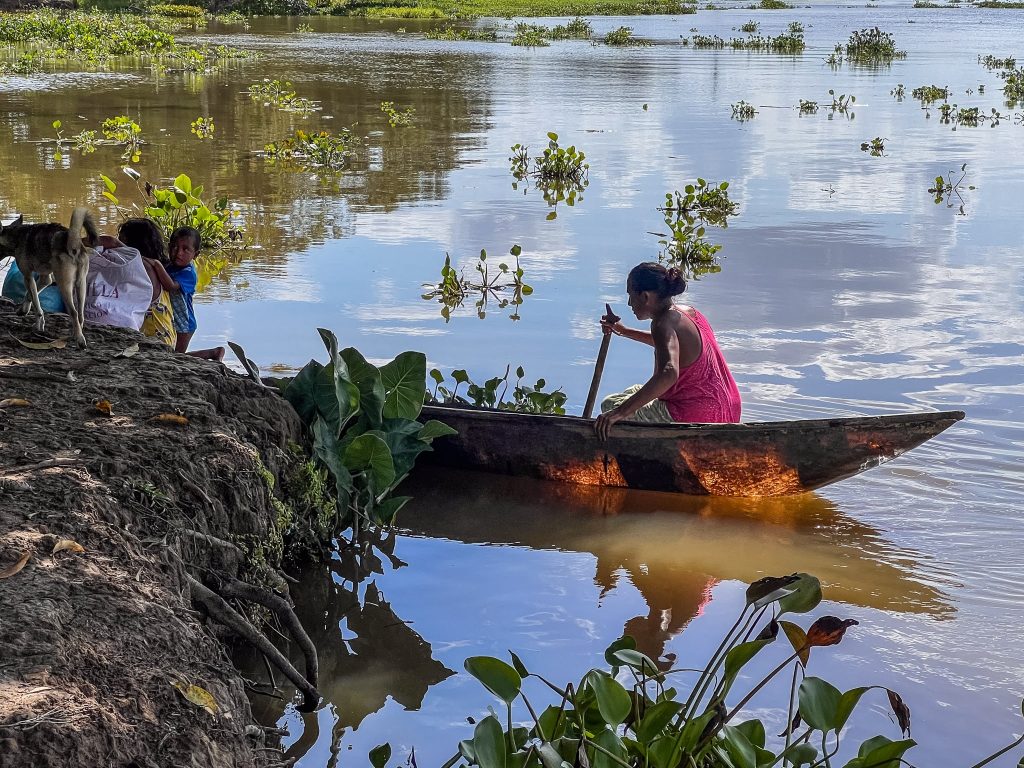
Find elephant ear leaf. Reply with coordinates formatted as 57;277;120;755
380;351;427;420
341;347;385;427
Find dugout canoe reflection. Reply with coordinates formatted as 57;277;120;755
399;468;952;662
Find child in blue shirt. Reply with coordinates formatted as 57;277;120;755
145;226;224;361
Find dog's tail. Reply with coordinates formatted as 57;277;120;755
67;207;99;256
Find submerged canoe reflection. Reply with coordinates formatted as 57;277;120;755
399;468;953;663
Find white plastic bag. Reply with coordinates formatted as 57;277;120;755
84;246;153;331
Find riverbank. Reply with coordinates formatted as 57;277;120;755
0;303;322;767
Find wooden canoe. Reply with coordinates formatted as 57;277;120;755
419;406;965;497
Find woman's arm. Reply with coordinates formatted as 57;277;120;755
601;318;656;347
595;319;680;439
145;258;181;293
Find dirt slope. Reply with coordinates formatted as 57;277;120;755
0;303;306;767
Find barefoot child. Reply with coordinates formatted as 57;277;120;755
146;226;224;361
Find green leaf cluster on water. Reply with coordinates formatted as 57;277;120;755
314;0;694;18
428;362;567;413
281;329;458;535
260;128;359;172
690;27;803;53
422;245;534;321
604;25;652;46
0;9;252;73
656;179;736;279
425;23;499;40
381;100;416;126
844;27;906;66
510;132;589;217
372;572;1024;768
248;79;322;114
911;84;949;104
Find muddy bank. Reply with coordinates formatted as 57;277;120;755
0;303;324;767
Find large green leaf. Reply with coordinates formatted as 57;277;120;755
282;359;324;425
535;706;567;742
418;419;458;441
719;724;757;768
372;495;410;527
341;347;385;428
472;716;508;768
785;743;818;766
734;719;765;749
312;416;353;513
380;351;427;420
611;648;659;676
636;700;682;743
381;418;434;479
780;620;810;667
604;635;637;670
798;677;843;732
722;639;772;694
648;735;683;768
343;433;395;492
842;736;916;768
315;328;360;433
591;728;627;768
585;671;631;726
464;656;522;704
834;686;873;733
778;573;823;615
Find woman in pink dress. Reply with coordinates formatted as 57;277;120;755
595;262;741;439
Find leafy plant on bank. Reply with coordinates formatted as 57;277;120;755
427;364;567;414
604;26;652;46
381;100;416;127
654;179;736;279
259;129;359;172
149;4;207;18
510;132;589;218
281;329;458;536
422;245;533;321
99;168;242;250
369;572;1024;768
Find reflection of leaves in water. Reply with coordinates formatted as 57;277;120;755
248;532;452;765
421;246;533;322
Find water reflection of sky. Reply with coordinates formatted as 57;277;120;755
3;6;1024;766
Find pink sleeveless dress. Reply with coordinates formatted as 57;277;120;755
658;307;742;423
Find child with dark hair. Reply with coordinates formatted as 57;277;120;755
110;217;176;347
595;261;741;439
145;226;224;361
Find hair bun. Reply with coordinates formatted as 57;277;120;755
665;267;687;296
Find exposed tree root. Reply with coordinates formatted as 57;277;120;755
186;575;320;710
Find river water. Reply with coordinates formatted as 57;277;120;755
2;4;1023;765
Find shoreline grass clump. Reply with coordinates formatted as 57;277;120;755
0;9;250;71
844;26;907;65
603;25;652;46
754;0;792;8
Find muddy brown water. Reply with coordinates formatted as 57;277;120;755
2;5;1024;765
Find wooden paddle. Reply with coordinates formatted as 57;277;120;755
583;303;620;419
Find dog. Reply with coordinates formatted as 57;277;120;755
0;207;98;348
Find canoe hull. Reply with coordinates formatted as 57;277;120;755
419;406;965;497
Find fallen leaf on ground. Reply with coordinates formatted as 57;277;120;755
149;413;189;427
15;338;66;350
52;539;85;555
113;343;139;359
0;551;31;579
0;398;30;408
93;400;113;417
172;682;218;715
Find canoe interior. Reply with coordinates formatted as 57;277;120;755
419;406;965;497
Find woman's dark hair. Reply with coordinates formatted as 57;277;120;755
169;226;201;253
117;218;165;262
627;262;687;298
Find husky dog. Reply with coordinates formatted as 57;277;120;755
0;207;98;348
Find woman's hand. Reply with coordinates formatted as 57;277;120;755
595;407;625;441
600;317;624;337
97;234;122;249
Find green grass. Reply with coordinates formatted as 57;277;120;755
976;1;1024;7
326;0;694;16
